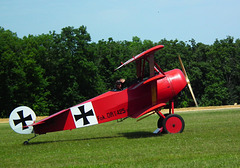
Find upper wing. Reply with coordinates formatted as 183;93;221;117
115;45;165;80
115;45;164;70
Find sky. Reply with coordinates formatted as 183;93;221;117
1;0;240;44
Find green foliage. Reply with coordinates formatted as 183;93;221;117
1;26;240;117
0;28;49;117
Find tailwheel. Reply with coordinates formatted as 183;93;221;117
23;134;38;145
162;114;185;134
23;141;29;145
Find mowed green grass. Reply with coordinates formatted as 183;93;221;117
1;109;240;168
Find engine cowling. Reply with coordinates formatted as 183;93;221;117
157;69;187;103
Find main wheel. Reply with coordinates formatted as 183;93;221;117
162;114;185;133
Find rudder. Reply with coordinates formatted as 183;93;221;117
9;106;36;134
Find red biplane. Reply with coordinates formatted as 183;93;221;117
9;45;197;144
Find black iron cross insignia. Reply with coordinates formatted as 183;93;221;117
13;110;33;130
74;105;94;125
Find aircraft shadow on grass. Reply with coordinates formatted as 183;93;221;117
120;131;162;139
27;131;162;145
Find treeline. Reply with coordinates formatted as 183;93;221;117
1;26;240;117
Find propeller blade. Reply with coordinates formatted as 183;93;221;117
178;55;198;107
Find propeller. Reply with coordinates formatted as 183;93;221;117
178;55;198;107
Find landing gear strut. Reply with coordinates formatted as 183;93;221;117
23;134;38;145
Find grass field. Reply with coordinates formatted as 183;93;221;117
1;108;240;167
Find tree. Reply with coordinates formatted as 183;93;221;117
47;26;105;113
0;28;49;117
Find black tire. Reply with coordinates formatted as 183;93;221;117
23;141;29;145
157;114;169;128
162;114;185;134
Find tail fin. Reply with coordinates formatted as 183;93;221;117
9;106;36;134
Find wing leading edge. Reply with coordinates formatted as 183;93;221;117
115;45;164;71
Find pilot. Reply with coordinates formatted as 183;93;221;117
113;78;125;91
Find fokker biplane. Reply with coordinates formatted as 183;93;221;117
9;45;197;144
